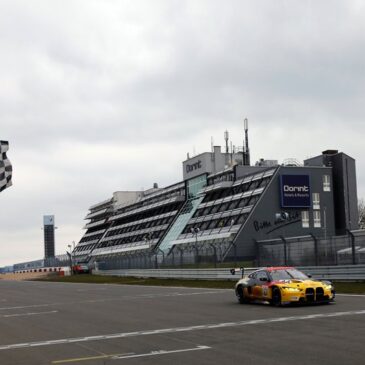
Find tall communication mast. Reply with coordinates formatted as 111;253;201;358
244;118;250;165
243;118;250;166
224;130;229;153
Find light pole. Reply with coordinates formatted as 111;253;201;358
191;227;200;246
191;227;200;265
156;247;165;263
143;234;152;269
67;244;72;275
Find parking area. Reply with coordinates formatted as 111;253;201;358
0;280;364;365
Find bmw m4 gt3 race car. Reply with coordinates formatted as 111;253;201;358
235;267;335;306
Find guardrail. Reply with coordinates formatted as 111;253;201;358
96;268;255;280
298;264;365;281
96;264;365;281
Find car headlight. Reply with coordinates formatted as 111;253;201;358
282;287;301;292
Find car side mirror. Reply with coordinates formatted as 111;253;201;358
307;274;312;278
259;277;268;282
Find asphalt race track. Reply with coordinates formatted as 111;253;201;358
0;280;364;365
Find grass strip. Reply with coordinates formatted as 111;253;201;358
34;274;365;293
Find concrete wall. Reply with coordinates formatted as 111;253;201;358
331;153;359;233
304;152;359;234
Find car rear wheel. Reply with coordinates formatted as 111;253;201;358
237;286;249;304
270;287;281;306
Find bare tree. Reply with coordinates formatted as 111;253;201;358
359;198;365;230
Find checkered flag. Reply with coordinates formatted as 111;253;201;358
0;140;12;193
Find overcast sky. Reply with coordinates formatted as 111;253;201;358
1;0;364;266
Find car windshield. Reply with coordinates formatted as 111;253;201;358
270;269;308;281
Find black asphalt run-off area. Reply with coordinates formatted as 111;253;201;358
0;280;364;365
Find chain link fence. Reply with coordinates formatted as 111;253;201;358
257;230;365;267
94;241;239;270
93;230;365;271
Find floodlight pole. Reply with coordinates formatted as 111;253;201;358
67;244;72;275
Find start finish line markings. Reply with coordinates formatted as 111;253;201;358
0;309;364;351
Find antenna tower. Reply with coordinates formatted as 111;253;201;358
243;118;250;166
224;130;229;153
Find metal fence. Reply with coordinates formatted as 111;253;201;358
96;265;365;281
93;230;365;271
94;241;234;271
257;230;365;267
96;268;252;280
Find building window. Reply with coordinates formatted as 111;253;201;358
323;175;331;192
302;211;309;228
312;193;320;210
313;210;321;228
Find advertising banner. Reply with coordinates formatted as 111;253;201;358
280;175;311;208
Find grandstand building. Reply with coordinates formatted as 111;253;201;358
73;127;359;267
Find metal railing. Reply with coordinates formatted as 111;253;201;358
257;231;365;267
92;230;365;271
96;264;365;281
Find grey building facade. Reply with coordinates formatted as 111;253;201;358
229;164;337;259
304;150;358;234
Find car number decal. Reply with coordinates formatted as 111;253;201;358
262;286;268;296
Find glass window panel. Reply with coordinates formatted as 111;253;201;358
323;175;331;192
313;210;321;228
200;221;210;230
210;204;220;214
312;193;320;209
218;202;229;212
302;211;309;228
207;219;218;229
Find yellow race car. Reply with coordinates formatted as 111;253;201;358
235;267;335;306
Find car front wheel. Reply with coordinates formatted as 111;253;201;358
270;287;281;306
237;286;249;304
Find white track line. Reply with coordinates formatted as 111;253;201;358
335;294;365;297
0;291;222;311
0;310;58;318
0;309;364;351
